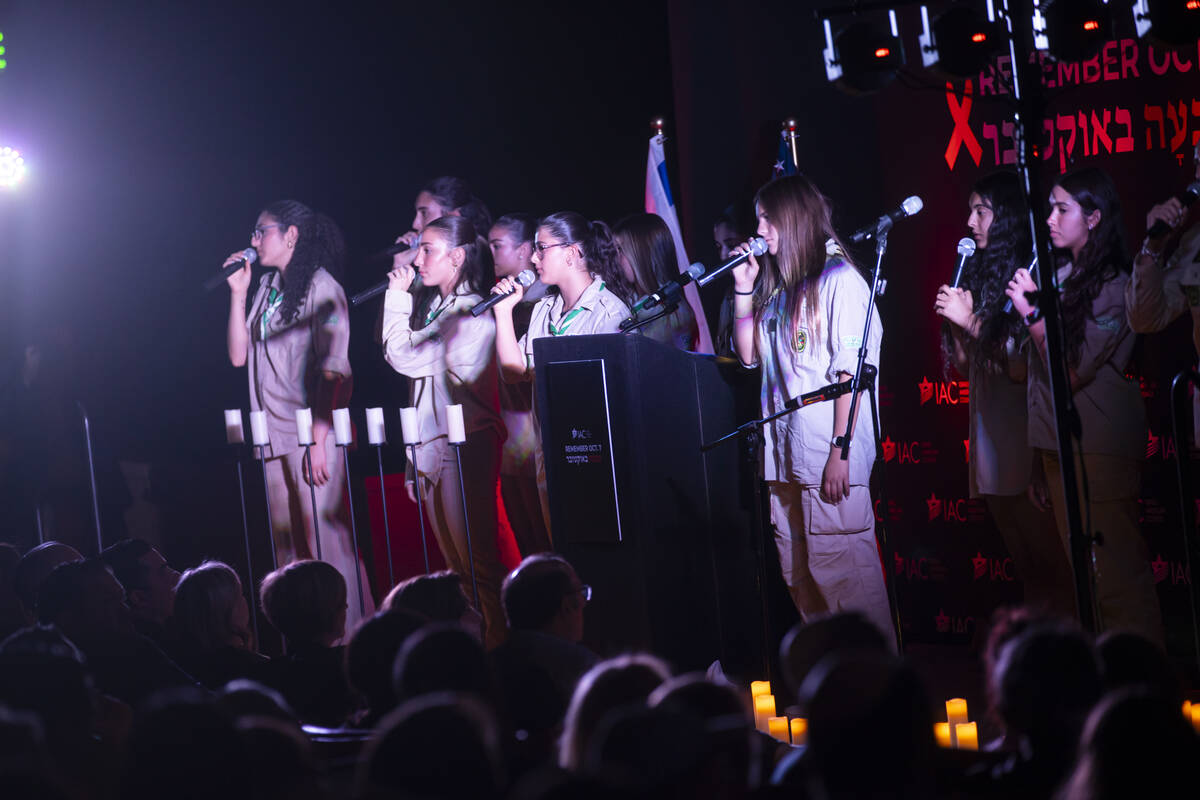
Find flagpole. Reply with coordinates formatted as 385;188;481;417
785;118;800;173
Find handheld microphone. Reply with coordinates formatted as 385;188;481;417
695;237;769;288
204;248;257;291
471;270;538;317
372;240;413;259
630;262;705;314
950;237;976;289
850;196;924;243
1146;181;1200;240
1003;253;1041;315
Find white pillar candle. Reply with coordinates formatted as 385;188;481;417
399;407;420;445
249;410;270;446
365;407;386;445
333;408;352;446
295;408;314;445
223;409;245;444
446;404;466;444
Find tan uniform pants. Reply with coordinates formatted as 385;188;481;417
768;481;894;645
264;432;376;637
985;492;1077;619
416;429;508;650
1041;449;1164;645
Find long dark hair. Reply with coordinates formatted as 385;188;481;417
942;172;1031;374
261;200;346;325
752;175;854;349
613;213;678;295
1052;167;1128;367
422;177;492;242
410;216;495;330
537;212;636;303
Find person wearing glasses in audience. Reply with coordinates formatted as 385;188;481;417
381;215;510;649
613;212;699;351
223;201;374;629
489;212;632;538
488;213;551;556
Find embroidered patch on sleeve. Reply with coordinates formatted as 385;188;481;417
841;334;862;349
1094;316;1121;333
795;328;808;352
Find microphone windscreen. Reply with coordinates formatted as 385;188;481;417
749;236;768;256
957;237;976;256
516;269;537;287
242;248;259;264
902;196;924;217
686;262;706;279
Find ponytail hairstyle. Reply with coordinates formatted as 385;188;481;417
538;211;637;303
752;175;852;349
261;200;346;325
421;176;493;243
492;213;538;245
1051;167;1128;367
613;213;679;296
410;215;495;330
942;172;1031;375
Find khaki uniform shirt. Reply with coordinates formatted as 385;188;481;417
246;268;351;459
518;276;630;371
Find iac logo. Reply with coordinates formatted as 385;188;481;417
882;437;940;464
1152;554;1191;585
894;553;946;581
1146;431;1177;460
919;377;970;406
1139;497;1167;526
935;609;976;635
972;551;1015;581
927;493;986;523
874;498;903;522
570;428;593;441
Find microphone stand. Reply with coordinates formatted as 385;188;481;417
337;438;367;618
406;442;432;575
1170;370;1200;672
77;402;103;554
450;441;481;609
230;440;260;647
619;298;681;335
255;444;279;572
302;443;324;561
374;443;396;590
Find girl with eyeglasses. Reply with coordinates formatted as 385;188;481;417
728;175;892;642
1006;166;1162;643
381;215;511;649
613;212;700;351
489;212;632;538
223;200;374;630
934;172;1075;619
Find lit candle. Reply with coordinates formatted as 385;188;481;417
446;404;466;444
945;698;968;747
399;407;420;445
789;717;807;746
750;681;771;699
223;409;245;444
295;408;314;445
333;408;352;446
1184;700;1192;719
767;716;789;743
934;722;952;749
955;722;978;751
365;407;386;445
1190;704;1200;734
249;410;270;446
753;695;775;733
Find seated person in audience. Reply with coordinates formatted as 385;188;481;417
1094;630;1182;706
964;622;1101;800
391;623;492;705
380;570;482;640
357;692;505;800
257;559;353;727
36;558;196;704
343;608;427;729
493;554;597;692
237;715;327;800
558;653;670;771
169;560;265;690
1058;688;1200;800
14;540;82;622
216;678;298;727
99;538;180;643
797;651;935;800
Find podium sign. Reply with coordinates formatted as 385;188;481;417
542;359;622;544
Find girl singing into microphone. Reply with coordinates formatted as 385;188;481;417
490;212;632;536
729;175;892;640
1006;166;1162;642
381;215;510;649
934;172;1075;618
223;200;373;632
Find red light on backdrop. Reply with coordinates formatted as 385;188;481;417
875;47;891;58
970;32;987;42
1082;19;1101;30
1187;0;1200;9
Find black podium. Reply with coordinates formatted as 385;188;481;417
533;333;764;675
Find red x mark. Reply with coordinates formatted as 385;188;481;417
945;80;982;170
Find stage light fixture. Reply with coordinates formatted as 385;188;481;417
1132;0;1200;47
1038;0;1113;62
919;2;1005;76
0;147;27;189
822;10;905;93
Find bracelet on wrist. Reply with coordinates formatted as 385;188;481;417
1138;241;1163;261
1024;306;1043;326
733;287;755;296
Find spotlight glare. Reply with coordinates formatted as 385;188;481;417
0;147;28;189
1188;0;1199;9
